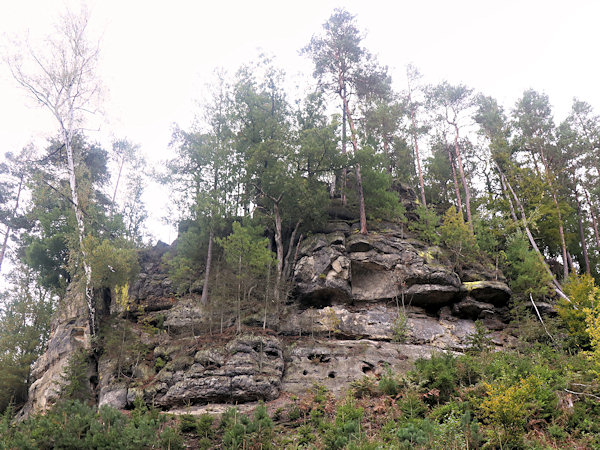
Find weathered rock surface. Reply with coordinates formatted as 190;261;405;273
124;334;284;408
128;242;176;312
24;222;514;415
282;339;438;395
20;288;92;417
294;230;510;309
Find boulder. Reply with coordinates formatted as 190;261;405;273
148;335;284;408
462;280;511;306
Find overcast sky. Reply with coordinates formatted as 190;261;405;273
1;0;599;244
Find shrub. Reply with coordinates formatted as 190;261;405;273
504;231;552;299
439;206;479;269
398;391;427;419
221;403;274;449
178;414;198;433
323;397;364;450
409;205;440;245
558;273;600;349
392;312;409;343
0;400;181;449
351;376;378;399
378;367;403;397
412;353;458;403
465;320;493;354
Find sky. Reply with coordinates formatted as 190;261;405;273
1;0;599;245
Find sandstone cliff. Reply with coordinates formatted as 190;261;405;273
22;190;513;415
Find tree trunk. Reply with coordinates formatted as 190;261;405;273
341;84;347;205
110;157;125;216
444;132;463;213
574;188;591;274
342;94;368;234
539;148;569;280
273;200;284;301
64;126;96;338
451;122;473;230
383;139;392;174
200;229;214;305
497;163;569;299
283;220;302;281
0;173;23;273
584;189;600;250
408;98;427;206
499;173;519;224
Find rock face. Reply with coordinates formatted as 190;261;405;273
24;224;513;415
293;229;509;310
20;288;93;417
97;333;284;410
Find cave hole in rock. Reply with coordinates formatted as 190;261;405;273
299;289;336;309
308;353;331;363
361;362;375;374
328;371;336;378
265;350;280;358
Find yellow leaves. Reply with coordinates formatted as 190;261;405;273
558;274;600;348
115;282;130;310
480;375;542;431
584;302;600;379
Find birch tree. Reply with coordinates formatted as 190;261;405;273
6;8;102;336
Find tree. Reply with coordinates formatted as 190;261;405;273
427;82;475;229
216;222;274;332
513;90;570;280
405;64;428;206
0;149;31;273
0;267;53;412
303;8;391;234
6;8;102;337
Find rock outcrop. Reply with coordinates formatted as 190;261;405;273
19;287;93;417
23;219;513;415
294;228;509;312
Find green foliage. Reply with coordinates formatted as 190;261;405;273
322;306;341;338
164;220;206;295
100;318;149;381
196;414;215;440
322;397;364;450
439;206;479;269
221;403;274;449
398;391;428;419
178;414;198;433
378;366;403;397
409;205;440;245
505;231;553;298
558;273;600;348
60;349;92;402
412;353;459;403
217;222;274;279
350;376;378;399
585;300;600;380
347;148;406;223
86;236;139;291
466;320;493;354
0;399;181;449
0;268;53;412
392;311;409;343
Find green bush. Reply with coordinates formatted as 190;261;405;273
323;398;364;450
412;352;458;403
378;367;403;397
0;400;181;450
221;403;273;449
409;205;440;245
